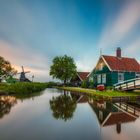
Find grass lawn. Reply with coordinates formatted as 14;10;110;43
0;82;50;95
57;87;140;100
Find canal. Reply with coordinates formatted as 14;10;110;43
0;88;140;140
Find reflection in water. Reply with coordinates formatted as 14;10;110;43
50;91;77;121
0;89;140;140
50;91;140;136
88;98;139;134
0;96;17;118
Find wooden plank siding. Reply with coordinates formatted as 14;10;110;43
87;48;140;88
89;62;138;88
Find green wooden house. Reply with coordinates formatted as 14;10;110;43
88;48;140;87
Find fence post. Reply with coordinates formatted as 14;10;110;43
126;82;128;90
134;80;136;88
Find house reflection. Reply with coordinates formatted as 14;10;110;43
89;98;138;134
0;96;17;118
50;91;140;134
70;92;139;134
70;92;89;104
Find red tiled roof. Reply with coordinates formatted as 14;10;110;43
77;72;89;81
103;112;136;126
102;55;140;72
77;95;88;103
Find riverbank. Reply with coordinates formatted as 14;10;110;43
57;87;140;100
0;82;56;95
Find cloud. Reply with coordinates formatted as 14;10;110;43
98;1;140;49
125;38;140;58
0;40;51;82
76;56;97;72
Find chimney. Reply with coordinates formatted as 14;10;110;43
116;47;121;58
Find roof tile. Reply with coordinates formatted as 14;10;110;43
77;72;89;80
103;55;140;72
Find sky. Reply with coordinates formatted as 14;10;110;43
0;0;140;82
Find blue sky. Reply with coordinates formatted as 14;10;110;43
0;0;140;81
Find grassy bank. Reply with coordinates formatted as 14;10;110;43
0;82;56;95
57;87;140;100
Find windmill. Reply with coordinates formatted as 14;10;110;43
32;75;34;82
17;66;31;82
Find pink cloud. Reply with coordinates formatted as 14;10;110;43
0;40;51;82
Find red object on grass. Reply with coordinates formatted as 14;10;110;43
97;85;105;91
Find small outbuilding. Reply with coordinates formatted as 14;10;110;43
70;72;89;86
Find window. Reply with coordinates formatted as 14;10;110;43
102;74;106;84
118;73;124;83
99;111;103;121
89;76;93;82
136;73;140;78
97;74;101;84
99;63;103;71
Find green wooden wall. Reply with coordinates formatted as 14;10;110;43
88;66;137;87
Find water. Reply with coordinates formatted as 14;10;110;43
0;88;140;140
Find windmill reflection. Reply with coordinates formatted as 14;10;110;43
0;96;17;118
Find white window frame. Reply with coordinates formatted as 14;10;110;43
97;74;101;84
118;73;124;83
136;73;140;78
102;74;106;84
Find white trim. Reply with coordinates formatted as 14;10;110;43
87;68;95;78
101;56;112;71
113;104;138;119
77;73;83;81
76;95;84;103
101;113;112;127
88;55;112;78
87;56;103;77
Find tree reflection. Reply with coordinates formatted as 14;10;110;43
50;92;77;121
0;96;17;118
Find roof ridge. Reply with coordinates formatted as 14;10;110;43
102;55;135;59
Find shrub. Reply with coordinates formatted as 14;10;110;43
0;82;49;94
106;86;114;90
81;80;88;88
88;81;94;88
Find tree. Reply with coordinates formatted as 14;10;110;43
50;55;77;84
50;92;77;121
0;96;17;118
0;56;17;82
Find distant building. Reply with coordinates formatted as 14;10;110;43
70;72;89;86
88;48;140;87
